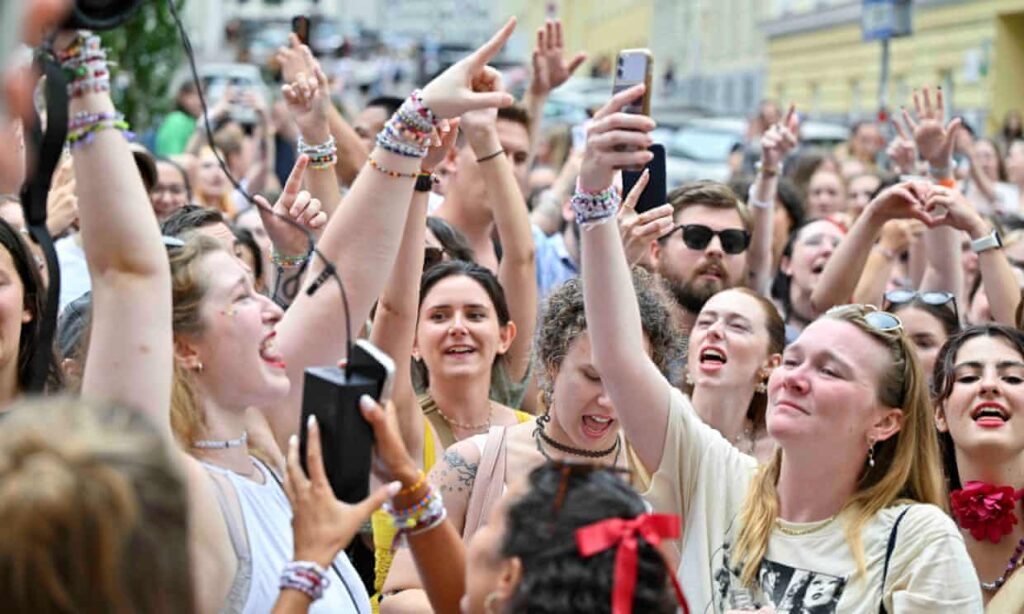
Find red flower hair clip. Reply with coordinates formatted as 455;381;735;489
950;481;1024;544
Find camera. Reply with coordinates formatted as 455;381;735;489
65;0;144;31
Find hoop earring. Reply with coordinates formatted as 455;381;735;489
484;592;502;614
867;440;876;468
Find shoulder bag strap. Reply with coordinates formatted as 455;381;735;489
879;506;912;614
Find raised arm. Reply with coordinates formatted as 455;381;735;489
462;79;537;384
747;105;798;296
578;86;671;473
850;221;917;305
811;183;933;313
266;20;520;449
521;19;585;167
64;33;172;432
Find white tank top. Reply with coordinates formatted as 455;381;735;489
202;458;370;614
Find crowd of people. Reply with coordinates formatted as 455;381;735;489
5;2;1024;612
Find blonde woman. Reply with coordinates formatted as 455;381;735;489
577;86;983;612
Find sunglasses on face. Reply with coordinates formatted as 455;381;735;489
826;303;903;333
884;290;960;322
660;224;751;255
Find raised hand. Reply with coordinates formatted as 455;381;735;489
924;184;988;236
460;69;505;156
281;53;330;139
865;181;936;226
418;18;517;119
529;19;587;97
761;104;799;171
46;156;79;237
253;156;326;256
578;84;656;193
887;120;917;174
900;86;961;170
283;415;399;568
276;33;318;85
617;170;674;266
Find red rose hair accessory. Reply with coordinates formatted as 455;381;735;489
950;481;1024;544
575;513;689;614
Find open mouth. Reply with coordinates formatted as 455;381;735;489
444;345;476;357
581;414;614;438
810;260;827;275
259;331;286;369
971;403;1010;427
697;346;727;373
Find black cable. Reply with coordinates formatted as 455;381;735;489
166;0;353;364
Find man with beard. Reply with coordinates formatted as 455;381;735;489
650;180;752;335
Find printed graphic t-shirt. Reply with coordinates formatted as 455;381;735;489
642;387;983;613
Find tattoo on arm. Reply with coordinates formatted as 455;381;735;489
436;450;478;495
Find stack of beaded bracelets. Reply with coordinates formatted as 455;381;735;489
272;249;309;270
383;484;447;538
297;135;337;170
570;181;621;228
56;32;111;98
279;560;331;602
67;111;132;149
375;90;437;159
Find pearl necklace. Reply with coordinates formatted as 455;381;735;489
193;431;248;450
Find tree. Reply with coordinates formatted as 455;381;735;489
101;0;188;135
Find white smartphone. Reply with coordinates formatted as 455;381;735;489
612;49;653;115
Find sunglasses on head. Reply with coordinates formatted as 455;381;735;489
884;290;959;322
660;224;751;255
826;303;903;333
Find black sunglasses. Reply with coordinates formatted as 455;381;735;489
660;224;751;255
884;290;960;325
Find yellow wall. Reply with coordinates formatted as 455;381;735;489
766;0;1024;130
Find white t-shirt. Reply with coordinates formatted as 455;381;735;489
643;387;983;613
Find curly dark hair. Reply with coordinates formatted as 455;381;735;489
535;267;682;404
500;463;677;614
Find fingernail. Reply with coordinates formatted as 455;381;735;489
642;168;649;176
360;395;375;410
289;434;298;447
386;481;402;496
307;414;316;428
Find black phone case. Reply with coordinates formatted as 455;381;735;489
299;365;377;504
622;143;667;214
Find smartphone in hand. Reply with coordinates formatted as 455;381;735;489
622;144;667;214
292;15;311;47
612;49;653;115
299;340;395;503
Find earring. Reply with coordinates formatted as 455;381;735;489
484;592;502;614
755;379;768;394
196;361;204;374
867;440;876;468
684;372;694;386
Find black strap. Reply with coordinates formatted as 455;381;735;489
19;53;66;393
879;506;912;614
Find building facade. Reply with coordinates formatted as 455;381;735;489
764;0;1024;133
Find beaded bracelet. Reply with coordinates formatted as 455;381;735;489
398;470;427;496
57;33;112;99
571;182;621;228
375;91;438;158
384;484;445;532
407;507;448;536
67;113;132;149
367;156;419;179
279;561;331;601
272;250;309;270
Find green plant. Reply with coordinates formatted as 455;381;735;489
101;0;188;133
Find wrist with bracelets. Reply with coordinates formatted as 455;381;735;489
57;33;112;98
375;90;438;159
279;561;331;601
571;181;621;227
272;249;309;270
67;110;132;148
384;484;447;537
298;135;337;170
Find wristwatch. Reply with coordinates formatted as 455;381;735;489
970;230;1003;254
415;172;436;193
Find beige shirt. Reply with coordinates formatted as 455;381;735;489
643;388;983;613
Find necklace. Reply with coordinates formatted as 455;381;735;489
732;420;756;456
981;536;1024;591
533;415;621;463
193;431;248;450
437;403;493;431
774;514;837;536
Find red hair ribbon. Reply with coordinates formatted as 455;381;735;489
575;513;690;614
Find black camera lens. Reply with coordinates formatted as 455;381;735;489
64;0;144;31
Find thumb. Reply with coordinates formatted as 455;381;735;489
567;52;587;74
354;481;401;517
466;91;515;111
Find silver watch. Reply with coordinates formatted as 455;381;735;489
970;230;1003;254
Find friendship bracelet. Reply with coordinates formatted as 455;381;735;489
476;149;505;164
279;561;330;602
67;115;133;149
367;156;419;179
407;507;448;536
571;182;621;228
746;183;773;210
384;484;446;532
272;250;309;269
297;135;336;157
397;471;427;496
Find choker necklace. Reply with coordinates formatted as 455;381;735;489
732;421;756;456
437;403;493;431
533;414;620;460
193;431;248;450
